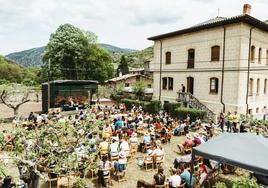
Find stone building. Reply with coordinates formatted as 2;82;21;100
148;4;268;117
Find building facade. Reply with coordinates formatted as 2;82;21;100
148;5;268;116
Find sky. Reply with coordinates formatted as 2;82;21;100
1;0;268;55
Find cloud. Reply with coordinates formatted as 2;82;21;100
123;0;183;25
192;0;215;2
0;0;268;55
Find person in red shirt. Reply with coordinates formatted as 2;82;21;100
177;134;193;153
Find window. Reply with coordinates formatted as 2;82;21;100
165;52;171;64
248;109;252;115
162;77;173;90
147;84;152;88
168;77;173;90
256;107;260;113
249;78;253;96
266;50;268;65
210;77;219;94
162;77;167;90
211;46;220;61
251;46;255;63
265;79;267;94
187;49;195;68
258;48;262;64
257;78;260;95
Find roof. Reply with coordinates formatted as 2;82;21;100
42;80;98;85
106;73;152;83
148;14;268;40
129;68;144;72
192;133;268;176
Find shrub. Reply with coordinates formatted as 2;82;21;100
232;177;262;188
213;182;227;188
163;102;182;115
144;100;161;114
174;107;207;121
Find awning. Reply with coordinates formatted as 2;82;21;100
192;133;268;176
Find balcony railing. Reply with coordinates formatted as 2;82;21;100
178;92;216;119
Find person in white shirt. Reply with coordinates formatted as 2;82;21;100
120;138;130;156
152;145;164;161
109;139;119;157
169;168;182;188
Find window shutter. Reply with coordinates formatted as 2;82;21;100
211;46;220;61
166;52;171;64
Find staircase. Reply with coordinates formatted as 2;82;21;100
177;92;216;120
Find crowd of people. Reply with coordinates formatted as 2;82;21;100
0;103;264;188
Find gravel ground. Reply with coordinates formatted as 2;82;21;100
86;135;184;188
0;102;42;119
1;126;184;188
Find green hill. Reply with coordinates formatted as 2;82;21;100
6;44;138;68
5;44;153;70
0;55;38;84
6;47;45;68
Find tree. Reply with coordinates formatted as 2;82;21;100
117;55;129;76
0;84;31;116
133;81;146;100
42;23;114;83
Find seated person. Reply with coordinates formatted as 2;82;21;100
143;132;151;145
129;133;138;144
152;145;165;162
109;138;119;158
173;154;191;169
114;151;127;173
120;138;130;156
137;149;154;167
240;121;248;133
0;176;16;188
169;168;182;188
192;133;202;146
177;134;193;153
199;159;212;185
99;138;109;155
173;121;182;136
179;164;196;188
137;166;165;188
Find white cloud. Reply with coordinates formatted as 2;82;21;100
0;0;268;55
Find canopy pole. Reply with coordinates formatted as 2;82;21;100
190;152;195;188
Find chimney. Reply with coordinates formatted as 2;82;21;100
243;4;251;15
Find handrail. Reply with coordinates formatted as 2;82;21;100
177;92;216;118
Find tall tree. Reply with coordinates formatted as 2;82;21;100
117;55;129;76
42;23;114;83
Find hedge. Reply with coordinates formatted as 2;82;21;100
163;102;182;115
121;99;161;114
174;107;207;121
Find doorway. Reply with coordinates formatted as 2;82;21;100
187;77;194;94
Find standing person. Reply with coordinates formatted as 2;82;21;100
181;84;186;93
97;155;111;188
226;112;232;132
219;112;225;132
232;111;239;132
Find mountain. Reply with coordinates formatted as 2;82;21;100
6;44;138;68
6;47;45;68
